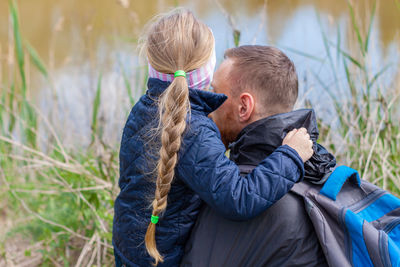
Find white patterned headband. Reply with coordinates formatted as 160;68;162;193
148;47;216;90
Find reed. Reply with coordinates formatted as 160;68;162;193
312;1;400;194
91;73;103;145
1;1;118;265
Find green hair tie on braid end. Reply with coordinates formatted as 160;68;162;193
151;215;159;224
174;70;186;78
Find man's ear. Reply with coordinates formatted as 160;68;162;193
238;92;255;123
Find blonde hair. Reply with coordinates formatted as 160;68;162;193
143;8;214;265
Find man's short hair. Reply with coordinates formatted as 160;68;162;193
224;45;298;113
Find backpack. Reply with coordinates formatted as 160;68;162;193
291;165;400;267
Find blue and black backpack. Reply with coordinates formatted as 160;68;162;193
291;165;400;267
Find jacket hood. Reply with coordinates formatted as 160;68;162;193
229;109;336;183
147;78;227;115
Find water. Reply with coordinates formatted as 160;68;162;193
0;0;399;147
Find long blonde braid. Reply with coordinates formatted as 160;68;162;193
142;8;214;265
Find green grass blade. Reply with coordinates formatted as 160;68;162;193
8;83;16;134
343;58;357;99
91;73;102;143
10;0;26;97
368;64;392;89
120;64;134;105
364;0;376;53
311;71;346;131
311;70;339;105
139;67;148;95
0;92;5;134
21;100;38;148
233;29;241;47
341;51;363;69
330;41;364;69
279;45;324;62
25;42;48;78
347;0;365;56
316;11;338;84
336;23;341;64
343;57;367;129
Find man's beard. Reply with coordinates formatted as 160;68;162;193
219;127;238;150
209;113;238;149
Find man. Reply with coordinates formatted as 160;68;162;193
181;45;336;266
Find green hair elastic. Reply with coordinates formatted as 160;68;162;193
151;215;159;224
174;70;186;78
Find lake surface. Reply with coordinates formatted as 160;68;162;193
0;0;399;146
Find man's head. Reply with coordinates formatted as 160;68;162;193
210;45;298;147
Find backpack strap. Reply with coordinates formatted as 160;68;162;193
237;164;256;176
238;164;359;202
319;165;361;201
238;164;313;198
291;182;311;196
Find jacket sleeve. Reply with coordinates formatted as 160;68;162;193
177;123;305;221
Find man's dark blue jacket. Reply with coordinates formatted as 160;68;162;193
112;78;305;266
182;109;334;267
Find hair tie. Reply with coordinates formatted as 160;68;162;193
151;215;159;224
148;43;216;90
174;70;186;78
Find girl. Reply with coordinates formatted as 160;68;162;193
113;8;313;267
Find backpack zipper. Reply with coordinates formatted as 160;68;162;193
339;207;353;263
379;231;391;267
350;190;387;213
383;217;400;234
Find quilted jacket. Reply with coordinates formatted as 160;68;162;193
112;78;305;266
181;109;334;267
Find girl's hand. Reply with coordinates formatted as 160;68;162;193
282;128;314;163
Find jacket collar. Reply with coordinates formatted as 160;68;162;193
229;109;336;182
147;78;227;115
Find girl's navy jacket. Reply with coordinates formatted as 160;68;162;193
112;78;305;266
